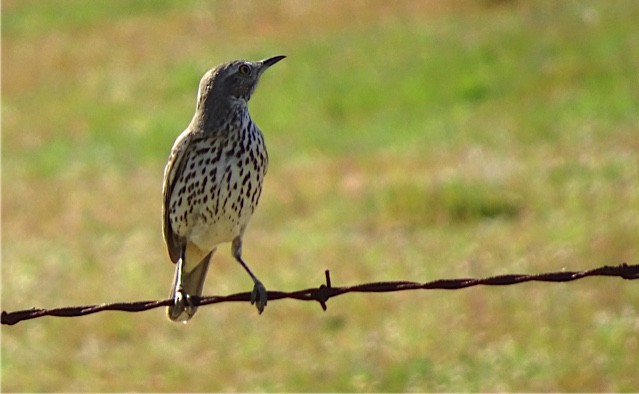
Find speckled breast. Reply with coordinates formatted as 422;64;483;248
168;120;268;249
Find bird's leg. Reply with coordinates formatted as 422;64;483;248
232;236;267;314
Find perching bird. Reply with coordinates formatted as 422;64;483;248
162;55;285;322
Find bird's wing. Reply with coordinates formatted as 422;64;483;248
162;128;200;264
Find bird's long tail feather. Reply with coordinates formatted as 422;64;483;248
168;251;212;322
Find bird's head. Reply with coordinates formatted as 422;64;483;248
197;55;286;106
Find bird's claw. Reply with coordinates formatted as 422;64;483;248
250;281;267;314
174;288;196;315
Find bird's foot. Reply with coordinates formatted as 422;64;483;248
170;288;196;322
250;280;268;314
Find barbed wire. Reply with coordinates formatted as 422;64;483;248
2;263;637;326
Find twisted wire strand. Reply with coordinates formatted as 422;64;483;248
2;263;637;326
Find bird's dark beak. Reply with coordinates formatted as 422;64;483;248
260;55;286;70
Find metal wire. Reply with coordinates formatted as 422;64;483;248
2;263;637;326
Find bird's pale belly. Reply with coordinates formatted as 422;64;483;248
189;170;263;249
169;147;266;250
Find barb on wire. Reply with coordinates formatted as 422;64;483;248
2;263;637;326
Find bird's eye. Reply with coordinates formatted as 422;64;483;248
238;64;251;75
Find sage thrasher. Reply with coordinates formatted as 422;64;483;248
162;55;285;322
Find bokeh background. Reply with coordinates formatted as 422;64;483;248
2;0;638;391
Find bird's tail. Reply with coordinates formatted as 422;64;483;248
167;251;212;322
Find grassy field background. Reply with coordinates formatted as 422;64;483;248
2;0;638;391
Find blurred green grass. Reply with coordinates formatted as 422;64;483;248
2;0;638;392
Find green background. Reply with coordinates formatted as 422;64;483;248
2;0;638;391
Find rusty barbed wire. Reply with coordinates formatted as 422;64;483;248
2;263;637;326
